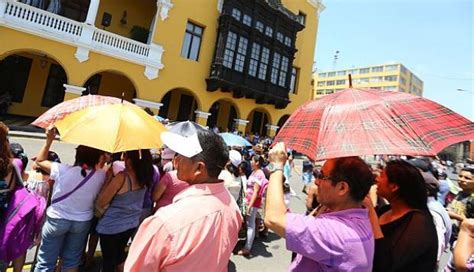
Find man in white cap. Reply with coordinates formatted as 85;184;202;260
125;130;242;272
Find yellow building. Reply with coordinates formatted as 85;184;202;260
313;63;424;98
0;0;325;137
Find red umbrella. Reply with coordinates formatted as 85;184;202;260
275;88;474;161
32;94;132;128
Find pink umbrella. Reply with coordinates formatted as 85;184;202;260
32;94;132;128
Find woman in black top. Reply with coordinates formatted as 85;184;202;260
366;160;438;272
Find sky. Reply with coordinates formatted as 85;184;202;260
313;0;474;121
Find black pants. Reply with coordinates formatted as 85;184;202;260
99;228;135;272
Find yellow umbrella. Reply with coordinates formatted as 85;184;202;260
54;103;167;153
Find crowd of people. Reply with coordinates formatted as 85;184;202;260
0;119;473;271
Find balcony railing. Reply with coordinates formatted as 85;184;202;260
92;28;150;60
3;1;83;40
0;0;163;79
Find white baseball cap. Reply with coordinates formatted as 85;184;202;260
229;150;242;167
160;131;203;158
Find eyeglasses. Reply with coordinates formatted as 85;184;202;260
315;172;334;181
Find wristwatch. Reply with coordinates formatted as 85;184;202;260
267;163;284;174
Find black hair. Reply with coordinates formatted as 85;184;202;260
385;160;428;210
330;157;374;202
192;130;229;178
461;167;474;175
74;145;104;177
251;154;265;169
125;149;154;188
225;163;240;178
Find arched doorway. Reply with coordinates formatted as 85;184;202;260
276;114;290;134
158;88;198;121
207;100;238;132
247;109;271;136
0;51;67;117
83;71;136;102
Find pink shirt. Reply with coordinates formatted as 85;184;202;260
245;169;267;208
125;182;243;272
156;170;189;208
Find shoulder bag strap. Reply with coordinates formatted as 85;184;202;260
52;169;96;204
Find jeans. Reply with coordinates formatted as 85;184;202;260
35;217;91;271
244;207;258;250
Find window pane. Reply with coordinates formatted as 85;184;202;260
181;21;203;61
385;64;398;71
265;26;273;37
189;36;201;60
186;22;193;31
234;36;248;72
371;66;383;72
284;36;291;47
180;32;192;58
256;21;264;32
271;53;281;84
258;64;267;80
276;32;284;42
290;67;298;93
231;8;241;21
223;49;234;68
243;14;252;26
279;70;287;87
249;59;258;76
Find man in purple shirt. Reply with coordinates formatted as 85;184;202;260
265;143;375;271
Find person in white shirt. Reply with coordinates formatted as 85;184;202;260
34;128;107;272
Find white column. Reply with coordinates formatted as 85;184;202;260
63;84;86;95
133;98;163;111
85;0;100;25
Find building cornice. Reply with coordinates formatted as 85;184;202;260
307;0;325;17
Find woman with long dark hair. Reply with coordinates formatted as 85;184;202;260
366;160;438;272
236;154;267;256
95;149;153;272
34;129;107;272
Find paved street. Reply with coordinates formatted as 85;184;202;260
9;136;310;272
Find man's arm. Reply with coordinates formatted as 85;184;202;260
264;142;288;238
454;218;474;272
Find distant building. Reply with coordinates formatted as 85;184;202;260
313;63;423;98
